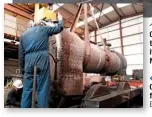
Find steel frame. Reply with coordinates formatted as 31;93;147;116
4;4;33;19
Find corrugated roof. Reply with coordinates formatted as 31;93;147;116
9;3;143;35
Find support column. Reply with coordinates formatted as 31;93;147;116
119;19;124;55
94;29;97;44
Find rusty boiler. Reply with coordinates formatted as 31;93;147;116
49;29;127;96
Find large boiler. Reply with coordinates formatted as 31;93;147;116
49;29;127;96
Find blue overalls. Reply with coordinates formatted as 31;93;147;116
19;21;64;108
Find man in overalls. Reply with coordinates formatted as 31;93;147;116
19;13;64;108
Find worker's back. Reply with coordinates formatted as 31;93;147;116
19;20;63;74
21;26;49;54
20;26;50;74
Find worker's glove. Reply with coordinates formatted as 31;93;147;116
57;12;63;20
39;20;47;26
34;20;47;26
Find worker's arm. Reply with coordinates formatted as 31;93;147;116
19;37;25;75
45;20;64;36
45;12;64;36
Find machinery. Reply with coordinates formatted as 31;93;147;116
50;29;127;95
48;29;142;108
46;3;143;108
26;3;142;108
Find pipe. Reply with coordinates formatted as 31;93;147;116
119;19;124;55
32;66;37;108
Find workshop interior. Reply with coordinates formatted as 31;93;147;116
4;3;143;108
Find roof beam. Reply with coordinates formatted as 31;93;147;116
10;4;32;14
96;4;113;22
4;4;33;19
132;4;138;15
119;8;125;17
116;4;126;17
117;8;125;17
110;4;122;19
17;4;34;13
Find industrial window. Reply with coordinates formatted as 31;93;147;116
122;24;140;36
124;44;142;55
125;54;143;65
123;34;143;46
108;39;121;48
